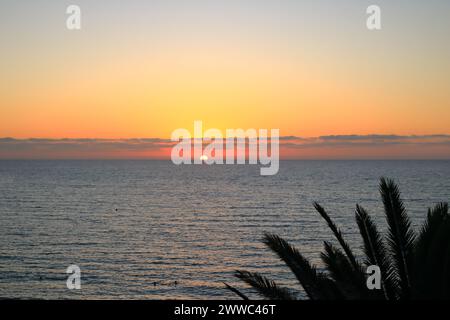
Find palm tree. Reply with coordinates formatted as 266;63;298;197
225;178;450;300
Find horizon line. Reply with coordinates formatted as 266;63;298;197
2;134;450;160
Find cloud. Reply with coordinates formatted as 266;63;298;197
277;134;450;159
0;138;174;159
279;135;450;147
0;135;450;159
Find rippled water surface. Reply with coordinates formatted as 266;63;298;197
0;160;449;299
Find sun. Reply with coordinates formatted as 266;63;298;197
200;155;208;162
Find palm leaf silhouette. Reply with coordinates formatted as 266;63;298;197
379;178;415;298
227;177;449;300
320;241;369;299
313;202;359;271
355;204;396;299
223;282;249;300
234;270;295;300
412;203;450;298
262;233;340;300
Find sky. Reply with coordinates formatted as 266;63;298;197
1;0;450;159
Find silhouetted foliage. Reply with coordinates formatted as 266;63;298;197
225;178;450;300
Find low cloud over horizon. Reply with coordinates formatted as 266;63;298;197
1;135;450;160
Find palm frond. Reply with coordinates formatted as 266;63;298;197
441;226;450;298
234;270;296;300
355;204;397;300
415;203;448;259
229;178;449;300
412;203;450;298
313;202;359;271
223;282;249;300
422;216;450;299
379;177;416;299
263;233;340;300
321;241;372;299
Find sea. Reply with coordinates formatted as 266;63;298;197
0;160;449;299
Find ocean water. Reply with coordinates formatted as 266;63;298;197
0;160;449;299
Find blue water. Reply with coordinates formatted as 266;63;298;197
0;160;449;299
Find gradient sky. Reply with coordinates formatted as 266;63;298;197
1;0;450;158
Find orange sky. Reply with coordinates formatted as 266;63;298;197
1;1;450;159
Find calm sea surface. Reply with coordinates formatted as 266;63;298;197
0;160;449;299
